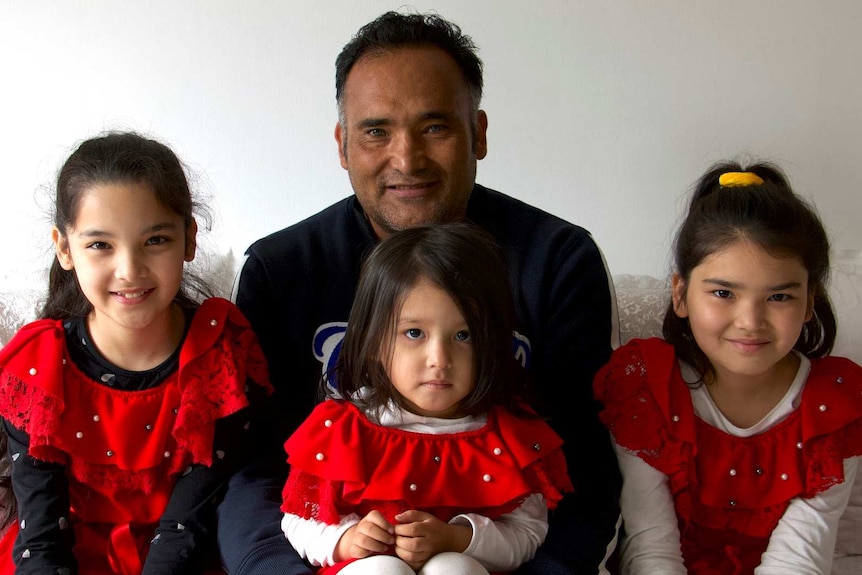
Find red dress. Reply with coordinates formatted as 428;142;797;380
281;400;573;574
594;338;862;575
0;525;14;574
0;298;271;574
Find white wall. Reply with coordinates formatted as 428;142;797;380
2;1;860;284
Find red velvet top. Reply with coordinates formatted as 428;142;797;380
0;298;271;573
594;337;862;574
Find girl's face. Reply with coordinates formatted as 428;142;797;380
53;181;196;343
672;238;813;385
385;277;475;418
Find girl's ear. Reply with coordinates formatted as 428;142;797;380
671;273;689;318
805;290;815;323
184;218;198;262
52;227;74;270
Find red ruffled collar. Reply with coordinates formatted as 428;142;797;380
282;399;573;524
0;298;271;493
595;337;862;524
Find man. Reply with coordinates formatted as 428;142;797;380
220;10;621;575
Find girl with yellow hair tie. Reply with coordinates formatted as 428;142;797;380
594;161;861;574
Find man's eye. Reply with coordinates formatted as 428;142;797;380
146;236;169;246
367;128;386;137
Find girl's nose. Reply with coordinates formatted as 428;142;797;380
735;299;766;331
427;340;452;369
114;249;147;280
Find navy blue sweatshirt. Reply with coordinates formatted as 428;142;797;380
224;184;622;575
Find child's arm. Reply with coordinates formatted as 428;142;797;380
442;493;549;572
281;511;360;567
2;420;76;573
756;456;859;574
614;442;687;575
141;398;265;574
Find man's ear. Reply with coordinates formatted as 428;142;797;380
52;227;74;270
185;219;198;262
671;273;689;318
335;123;348;169
474;109;488;160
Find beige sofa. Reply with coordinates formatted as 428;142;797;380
1;264;860;572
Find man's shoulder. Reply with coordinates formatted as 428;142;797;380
243;196;376;270
470;184;596;243
247;197;353;253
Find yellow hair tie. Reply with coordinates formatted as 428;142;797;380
719;172;764;187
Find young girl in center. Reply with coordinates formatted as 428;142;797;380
280;222;573;575
594;161;862;574
0;131;272;574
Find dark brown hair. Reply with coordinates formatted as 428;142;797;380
332;222;527;417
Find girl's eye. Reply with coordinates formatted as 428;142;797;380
712;289;732;299
87;241;110;250
768;293;792;302
405;328;423;340
454;330;471;342
146;236;169;246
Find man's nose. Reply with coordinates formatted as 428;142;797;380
389;132;427;173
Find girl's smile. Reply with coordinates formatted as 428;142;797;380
673;238;813;389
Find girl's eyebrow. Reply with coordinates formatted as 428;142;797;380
702;278;803;291
75;221;179;238
76;229;110;238
768;281;803;291
147;221;181;233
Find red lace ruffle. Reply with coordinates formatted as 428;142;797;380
0;320;67;444
173;298;272;466
593;340;693;496
281;400;573;525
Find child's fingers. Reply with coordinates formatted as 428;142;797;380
362;509;395;533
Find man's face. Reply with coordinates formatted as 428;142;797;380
335;45;488;238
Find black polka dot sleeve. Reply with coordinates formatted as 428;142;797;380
2;419;77;574
140;380;265;574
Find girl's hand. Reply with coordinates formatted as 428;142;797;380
335;510;395;561
392;510;473;570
